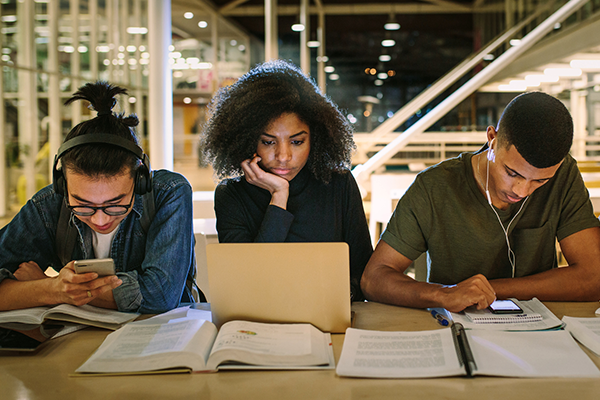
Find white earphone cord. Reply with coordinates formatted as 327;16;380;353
486;153;528;278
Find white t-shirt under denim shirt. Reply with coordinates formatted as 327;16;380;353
92;227;119;259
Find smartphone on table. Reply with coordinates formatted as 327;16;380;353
73;258;116;276
488;299;523;314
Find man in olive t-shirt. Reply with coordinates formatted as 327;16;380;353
361;92;600;312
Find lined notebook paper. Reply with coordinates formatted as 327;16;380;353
464;310;543;324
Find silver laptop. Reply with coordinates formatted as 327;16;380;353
206;242;351;333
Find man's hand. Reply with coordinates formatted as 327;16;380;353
49;261;122;306
14;261;47;281
435;274;496;313
241;155;289;208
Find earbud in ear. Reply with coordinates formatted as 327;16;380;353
487;138;496;162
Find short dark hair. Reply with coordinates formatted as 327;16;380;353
61;81;141;178
200;60;355;184
497;91;573;168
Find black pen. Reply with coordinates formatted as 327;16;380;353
452;323;477;377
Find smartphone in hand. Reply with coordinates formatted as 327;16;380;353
488;299;523;314
74;258;115;276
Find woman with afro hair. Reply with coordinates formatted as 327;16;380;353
201;60;372;301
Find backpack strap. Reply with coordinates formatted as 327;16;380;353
56;199;78;266
140;188;155;235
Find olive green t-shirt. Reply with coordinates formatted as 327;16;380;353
381;152;600;285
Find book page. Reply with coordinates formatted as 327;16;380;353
468;329;600;378
76;318;218;373
207;321;331;369
0;307;49;325
210;321;311;356
47;304;139;325
336;328;464;378
563;316;600;356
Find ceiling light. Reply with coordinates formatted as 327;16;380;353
183;97;192;104
316;56;329;62
329;74;340;81
198;21;208;28
544;67;582;77
384;13;400;31
377;73;388;80
127;27;148;35
498;83;526;91
525;74;559;83
292;23;305;32
387;70;396;77
184;12;194;19
324;66;335;73
570;60;600;69
374;80;384;86
379;55;391;62
509;39;521;46
483;54;495;61
381;39;396;47
307;41;320;48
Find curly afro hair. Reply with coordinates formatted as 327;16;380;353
200;59;356;184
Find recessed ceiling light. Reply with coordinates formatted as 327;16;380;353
184;12;194;19
509;39;521;46
544;67;582;77
379;55;391;62
381;39;396;47
570;60;600;69
384;22;400;31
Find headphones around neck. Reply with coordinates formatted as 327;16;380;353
52;134;152;196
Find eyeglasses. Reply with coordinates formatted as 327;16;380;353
66;190;135;217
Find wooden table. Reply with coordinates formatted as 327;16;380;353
2;301;600;400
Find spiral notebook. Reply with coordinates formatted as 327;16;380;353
464;309;543;324
449;298;563;331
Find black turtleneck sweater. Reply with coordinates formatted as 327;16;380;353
214;167;373;301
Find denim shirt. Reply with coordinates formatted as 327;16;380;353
0;170;197;313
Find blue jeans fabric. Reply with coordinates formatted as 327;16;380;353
0;170;197;313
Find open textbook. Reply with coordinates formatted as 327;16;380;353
449;298;562;331
0;304;139;330
336;324;600;379
563;316;600;356
75;308;334;375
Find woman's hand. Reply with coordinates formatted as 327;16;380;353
241;155;290;209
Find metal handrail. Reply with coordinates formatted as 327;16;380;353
353;0;590;186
